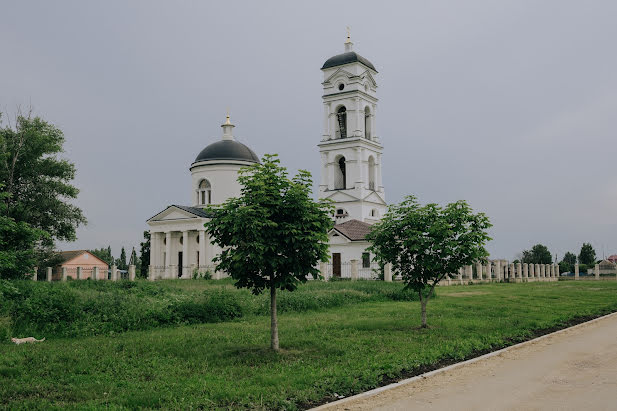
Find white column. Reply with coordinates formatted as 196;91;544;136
129;265;136;281
529;263;534;278
384;263;392;282
535;264;540;278
182;230;189;276
485;262;491;280
376;154;383;191
47;267;53;282
372;103;377;141
76;267;82;280
495;260;501;281
516;263;522;279
320;261;328;281
595;264;600;280
575;263;579;280
320;152;328;189
323;102;330;138
523;263;529;278
149;231;157;267
199;230;206;267
165;231;172;278
62;267;67;281
350;259;359;280
476;262;483;280
112;265;118;281
465;265;473;280
354;147;363;189
509;263;515;281
93;266;98;281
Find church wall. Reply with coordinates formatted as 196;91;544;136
190;163;247;206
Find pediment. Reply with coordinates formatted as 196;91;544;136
323;68;355;85
328;231;352;244
323;190;360;202
362;191;386;205
359;70;378;87
148;206;201;222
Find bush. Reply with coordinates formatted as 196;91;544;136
192;268;213;280
171;290;243;324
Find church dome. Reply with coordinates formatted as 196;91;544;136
321;51;377;72
194;140;259;164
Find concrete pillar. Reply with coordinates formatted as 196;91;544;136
476;262;483;280
529;263;534;278
198;230;206;267
76;267;82;280
350;259;359;280
62;267;67;282
465;265;473;280
111;265;118;281
148;265;154;281
539;264;544;278
32;267;38;281
129;265;136;281
534;264;539;278
523;263;529;278
46;267;52;282
516;262;522;279
574;263;579;280
457;267;463;282
165;231;172;278
182;231;189;276
319;261;328;281
495;260;501;281
92;266;98;281
485;262;491;281
595;264;600;280
384;263;392;282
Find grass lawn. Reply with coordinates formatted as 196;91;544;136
1;280;617;409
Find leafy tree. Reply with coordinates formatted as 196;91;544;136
117;247;128;270
139;231;151;278
559;251;577;273
0;110;86;253
578;243;596;265
206;155;333;350
521;244;552;264
0;186;45;278
90;247;113;266
368;195;491;328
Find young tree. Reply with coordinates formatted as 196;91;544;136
368;195;491;328
559;251;577;273
90;246;113;266
139;231;151;278
521;244;552;264
579;243;596;265
206;155;333;350
117;247;128;270
0;110;86;253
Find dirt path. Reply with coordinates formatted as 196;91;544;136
318;313;617;411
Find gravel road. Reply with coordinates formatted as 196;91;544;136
319;312;617;411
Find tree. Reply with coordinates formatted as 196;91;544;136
90;247;113;266
559;251;577;273
139;231;151;278
117;247;128;270
0;110;86;253
579;243;596;265
0;186;45;279
205;155;333;350
367;195;492;328
521;244;552;264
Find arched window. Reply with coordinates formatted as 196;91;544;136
364;106;371;139
198;179;212;205
336;106;347;139
368;156;376;190
369;209;378;218
334;156;346;189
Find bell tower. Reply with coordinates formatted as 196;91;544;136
318;32;386;224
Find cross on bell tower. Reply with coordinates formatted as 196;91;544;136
318;32;386;224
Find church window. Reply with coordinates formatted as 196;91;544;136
336;106;347;139
370;209;378;218
364;106;371;139
368;156;376;190
338;83;345;91
362;252;371;268
336;209;344;215
199;179;212;205
334;156;346;189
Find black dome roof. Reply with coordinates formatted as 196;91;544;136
194;140;259;164
321;51;377;72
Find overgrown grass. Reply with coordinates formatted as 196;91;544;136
1;281;616;409
0;279;418;338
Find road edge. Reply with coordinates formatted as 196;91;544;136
310;310;617;410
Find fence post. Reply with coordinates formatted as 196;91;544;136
523;263;528;279
76;267;82;280
47;267;52;282
92;266;98;281
485;262;491;281
32;267;38;281
595;264;600;280
319;262;328;281
350;260;359;280
62;267;67;282
476;262;483;281
384;263;392;282
129;265;136;281
516;262;522;281
112;265;118;281
148;265;155;281
574;263;579;280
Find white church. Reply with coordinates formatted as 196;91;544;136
147;35;386;279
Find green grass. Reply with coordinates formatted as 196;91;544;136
1;281;616;409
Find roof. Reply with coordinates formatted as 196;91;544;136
331;219;373;241
194;140;259;164
172;205;212;218
607;255;617;261
56;250;109;266
321;51;377;72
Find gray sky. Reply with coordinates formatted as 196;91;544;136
2;0;616;261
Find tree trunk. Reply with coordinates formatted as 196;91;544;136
420;293;428;328
270;285;279;351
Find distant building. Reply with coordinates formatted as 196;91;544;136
607;255;617;264
598;259;617;275
53;250;109;280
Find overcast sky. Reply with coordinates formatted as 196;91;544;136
2;0;616;261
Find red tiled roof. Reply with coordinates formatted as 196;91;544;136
331;219;373;241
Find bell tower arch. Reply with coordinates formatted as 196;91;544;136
318;32;386;224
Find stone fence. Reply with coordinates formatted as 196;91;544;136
31;265;136;281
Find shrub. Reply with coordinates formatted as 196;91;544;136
171;290;243;324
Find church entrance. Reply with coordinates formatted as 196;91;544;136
178;252;183;277
332;253;341;277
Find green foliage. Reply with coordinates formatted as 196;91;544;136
139;231;151;278
521;244;553;264
368;195;491;327
89;246;113;266
206;154;333;349
579;243;596;265
170;290;243;324
192;267;213;280
117;247;128;270
559;251;577;273
0;111;86;251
